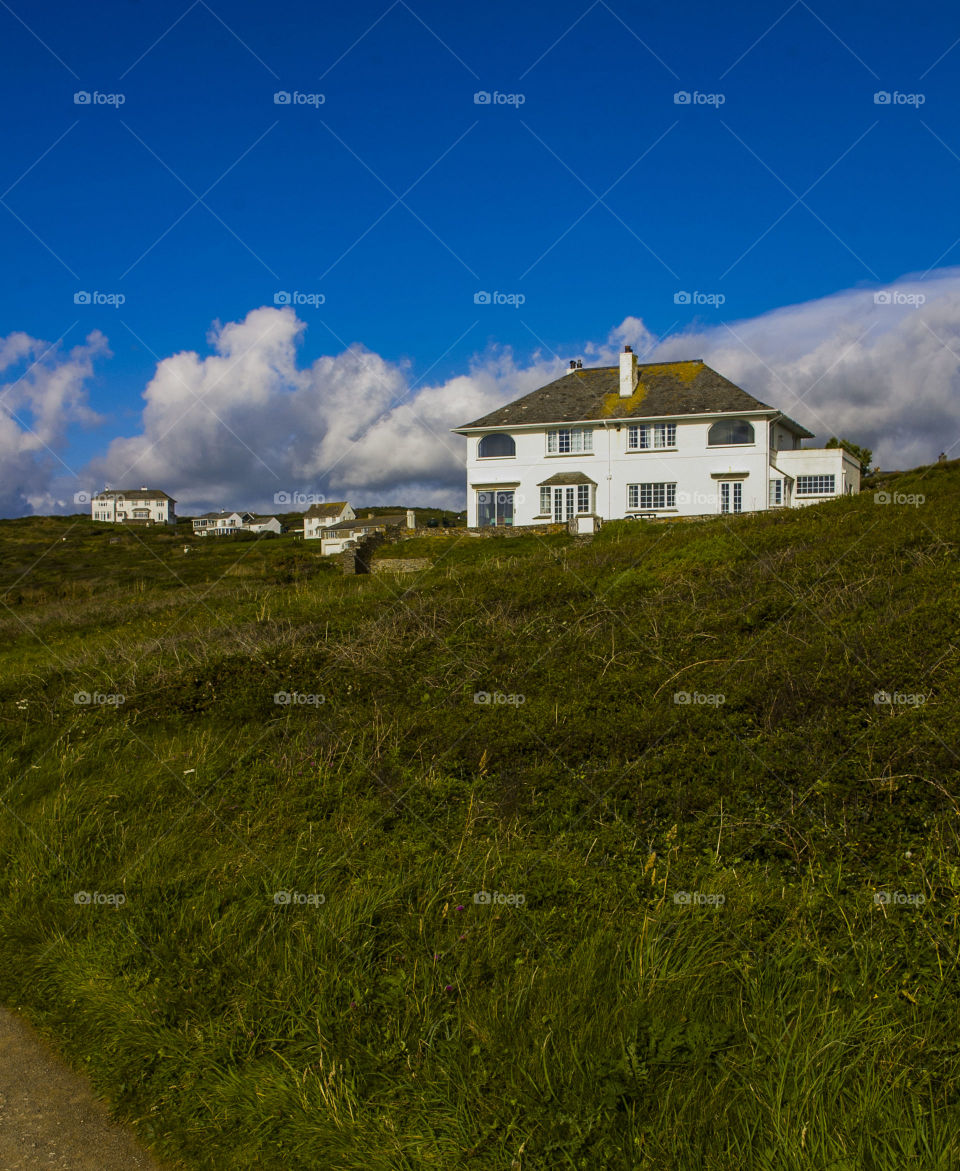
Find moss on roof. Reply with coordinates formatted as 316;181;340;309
455;360;812;435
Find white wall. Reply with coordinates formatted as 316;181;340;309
465;417;778;524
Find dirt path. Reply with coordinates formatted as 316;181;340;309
0;1007;165;1170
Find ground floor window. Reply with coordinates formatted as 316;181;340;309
628;483;676;510
477;490;514;526
796;475;836;496
720;481;742;514
769;479;782;506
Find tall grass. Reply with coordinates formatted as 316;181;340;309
1;468;959;1168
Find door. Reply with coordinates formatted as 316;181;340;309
552;487;575;521
719;482;742;514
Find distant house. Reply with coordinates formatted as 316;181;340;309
452;350;861;526
303;502;355;541
192;511;254;536
319;511;413;555
91;488;176;525
246;516;283;535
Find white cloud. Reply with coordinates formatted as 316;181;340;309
0;331;107;515
7;271;960;517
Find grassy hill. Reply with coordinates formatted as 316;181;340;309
1;464;959;1169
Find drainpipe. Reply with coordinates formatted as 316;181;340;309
602;420;614;520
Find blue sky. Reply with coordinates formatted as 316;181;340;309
2;0;960;513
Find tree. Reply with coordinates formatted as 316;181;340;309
826;436;873;476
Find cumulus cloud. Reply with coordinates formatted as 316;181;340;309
0;330;107;515
639;270;960;470
6;271;960;517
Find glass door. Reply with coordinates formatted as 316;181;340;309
719;482;742;514
552;487;575;521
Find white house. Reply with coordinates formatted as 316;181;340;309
246;516;283;535
319;511;414;555
191;511;254;536
91;488;176;525
452;350;861;526
303;502;356;541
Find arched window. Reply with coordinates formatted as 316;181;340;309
478;433;516;458
708;419;754;446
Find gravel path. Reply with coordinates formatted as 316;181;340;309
0;1007;165;1170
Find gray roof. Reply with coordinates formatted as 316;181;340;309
454;360;813;436
322;514;407;535
538;471;597;486
95;488;176;501
304;502;350;518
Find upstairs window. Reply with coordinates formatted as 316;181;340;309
547;427;592;454
708;419;755;446
627;423;676;450
478;433;516;458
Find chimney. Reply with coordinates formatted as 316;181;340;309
406;508;415;529
619;345;638;398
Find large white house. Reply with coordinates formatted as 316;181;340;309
91;488;176;525
453;350;861;526
303;502;356;541
192;511;254;536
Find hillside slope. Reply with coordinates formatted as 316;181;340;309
1;464;959;1169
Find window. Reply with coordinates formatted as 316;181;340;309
708;419;755;446
547;427;592;454
720;482;742;514
627;483;676;510
627;423;676;450
769;479;782;506
796;475;836;496
544;484;592;521
477;490;514;527
478;433;516;458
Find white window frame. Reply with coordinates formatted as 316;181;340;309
627;482;676;510
627;423;676;450
769;479;782;506
546;427;593;455
795;475;836;496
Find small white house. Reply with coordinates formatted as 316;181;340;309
246;516;283;535
452;350;861;526
91;488;176;525
303;502;355;541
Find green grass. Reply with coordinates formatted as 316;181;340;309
1;466;959;1168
